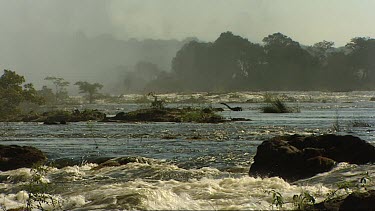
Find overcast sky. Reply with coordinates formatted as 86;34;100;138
0;0;374;90
1;0;374;46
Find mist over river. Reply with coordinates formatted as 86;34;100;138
1;91;375;210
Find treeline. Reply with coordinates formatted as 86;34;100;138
144;32;375;92
0;69;106;120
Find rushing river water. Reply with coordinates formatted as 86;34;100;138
1;91;375;210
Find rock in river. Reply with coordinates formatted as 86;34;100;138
0;145;47;171
249;134;375;181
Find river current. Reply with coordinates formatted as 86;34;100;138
1;91;375;210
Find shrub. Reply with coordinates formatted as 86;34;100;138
261;98;297;113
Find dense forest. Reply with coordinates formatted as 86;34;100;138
143;32;375;92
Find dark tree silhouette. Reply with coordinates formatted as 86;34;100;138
75;81;103;103
0;70;43;120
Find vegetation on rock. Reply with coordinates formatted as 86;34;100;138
15;109;106;123
261;98;298;113
107;107;225;123
0;70;43;121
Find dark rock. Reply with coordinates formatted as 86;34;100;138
50;156;115;168
106;107;226;123
113;112;125;119
249;134;375;181
340;190;375;210
93;156;155;170
0;145;47;171
43;121;59;125
305;156;336;173
230;118;251;121
314;190;375;210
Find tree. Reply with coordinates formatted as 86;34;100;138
37;86;56;104
345;37;375;88
44;76;70;102
309;40;335;63
123;61;163;93
0;69;43;120
74;81;103;103
262;32;315;90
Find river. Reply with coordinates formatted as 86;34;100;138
1;91;375;210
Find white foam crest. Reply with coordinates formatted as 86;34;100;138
0;168;33;183
62;195;87;210
127;176;332;210
1;190;85;211
0;191;63;211
0;191;28;211
0;174;334;210
71;182;146;210
49;163;97;182
90;162;223;182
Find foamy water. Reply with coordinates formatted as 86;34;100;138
1;162;373;210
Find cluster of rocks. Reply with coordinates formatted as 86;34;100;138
249;134;375;210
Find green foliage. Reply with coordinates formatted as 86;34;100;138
112;107;224;123
263;92;275;103
75;81;103;104
325;172;372;202
261;98;296;113
143;32;375;92
265;189;284;209
44;76;70;103
0;70;43;120
23;164;61;211
148;92;165;109
292;191;315;210
332;110;341;132
37;86;56;104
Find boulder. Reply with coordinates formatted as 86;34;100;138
315;190;375;210
249;134;375;181
0;145;47;171
339;190;375;210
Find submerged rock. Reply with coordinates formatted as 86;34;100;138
0;145;47;171
93;156;157;170
249;134;375;181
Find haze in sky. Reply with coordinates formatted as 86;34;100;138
0;0;374;91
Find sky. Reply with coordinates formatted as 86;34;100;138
0;0;374;90
1;0;374;46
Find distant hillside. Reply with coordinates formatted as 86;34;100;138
0;32;194;94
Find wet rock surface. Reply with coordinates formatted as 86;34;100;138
104;107;226;123
0;145;47;171
249;134;375;181
314;190;375;210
